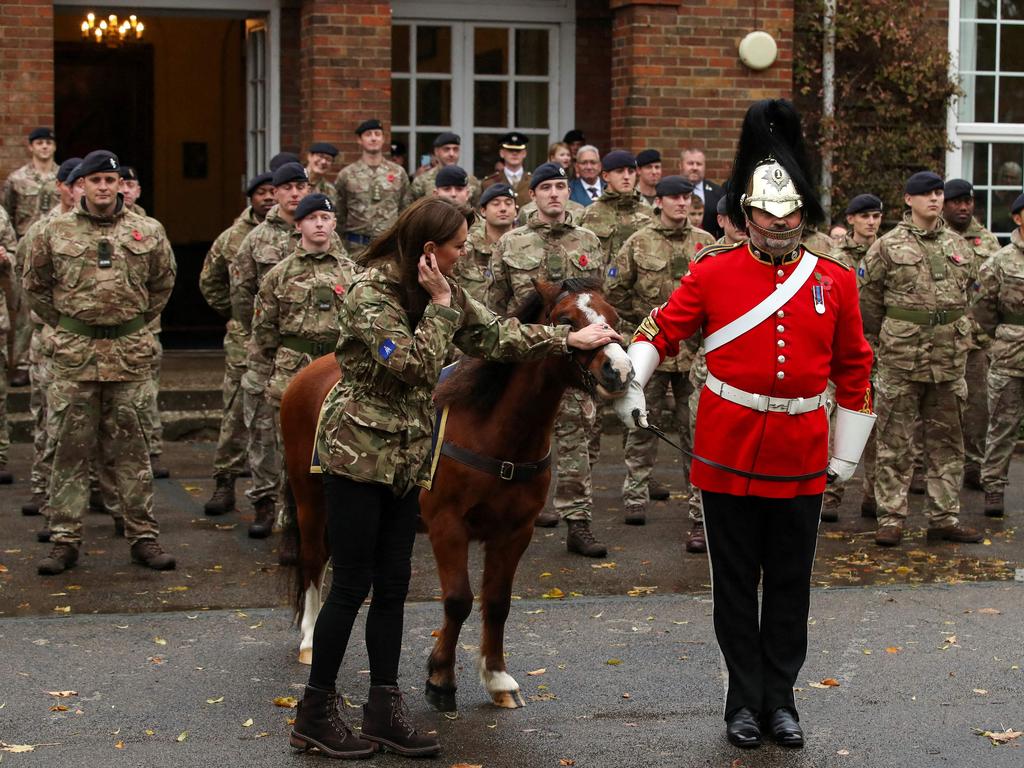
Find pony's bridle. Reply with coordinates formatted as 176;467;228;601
549;289;605;398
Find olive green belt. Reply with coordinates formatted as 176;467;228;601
886;307;964;326
280;335;337;356
58;314;146;339
999;312;1024;326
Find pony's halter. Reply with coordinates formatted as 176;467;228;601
548;289;603;397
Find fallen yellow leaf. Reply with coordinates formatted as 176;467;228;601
973;689;988;695
176;731;188;743
541;587;565;600
886;646;902;654
0;564;8;573
820;678;840;687
273;696;299;709
606;659;623;666
242;718;254;728
114;740;125;749
53;606;71;614
626;586;657;597
154;637;167;646
46;690;77;698
144;730;155;736
49;704;69;712
978;608;1002;615
559;760;576;766
1;743;36;753
978;728;1023;745
206;696;224;705
526;668;546;676
450;764;483;768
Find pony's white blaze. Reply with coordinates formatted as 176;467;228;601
575;293;606;325
575;293;633;385
478;657;519;693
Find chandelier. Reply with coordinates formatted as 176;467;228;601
80;12;144;46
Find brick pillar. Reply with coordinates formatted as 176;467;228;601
575;0;613;154
0;0;54;176
299;0;392;164
609;0;794;183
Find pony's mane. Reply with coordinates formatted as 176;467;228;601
434;277;603;412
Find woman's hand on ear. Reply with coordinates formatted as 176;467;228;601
417;253;452;306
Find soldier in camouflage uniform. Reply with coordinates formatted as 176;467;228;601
198;171;275;516
334;119;412;256
607;176;712;526
859;171;983;548
822;194;884;521
431;165;475;218
410;132;481;207
579;151;654;263
974;192;1024;518
456;184;517;308
306;142;341;211
489;162;609;557
943;179;1002;489
247;193;357;547
0;206;15;482
24;150;177;575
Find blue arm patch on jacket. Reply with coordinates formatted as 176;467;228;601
378;339;396;360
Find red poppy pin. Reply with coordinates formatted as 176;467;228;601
820;275;834;290
974;237;982;246
387;174;395;183
132;230;143;241
951;252;965;264
333;284;345;295
695;243;703;251
579;253;589;267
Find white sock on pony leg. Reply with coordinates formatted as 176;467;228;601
478;656;519;694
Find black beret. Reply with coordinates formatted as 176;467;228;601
355;118;383;135
529;162;568;190
272;162;309;187
66;163;85;186
57;157;83;184
246;171;274;197
905;171;943;196
435;165;468;188
944;178;973;200
433;132;461;148
77;150;120;178
563;129;585;144
655;175;694;197
28;127;55;142
294;192;335;221
269;152;300;171
500;132;528;150
118;166;138;181
1011;193;1024;216
309;142;339;157
716;195;730;215
480;183;516;208
636;149;662;167
845;194;883;215
602;150;636;172
390;141;407;156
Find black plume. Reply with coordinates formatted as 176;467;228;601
725;99;824;229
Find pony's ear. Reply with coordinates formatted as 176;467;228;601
531;278;560;306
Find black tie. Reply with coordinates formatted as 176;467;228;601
588;186;598;199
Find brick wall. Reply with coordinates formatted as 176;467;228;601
298;0;391;165
0;0;54;177
279;1;302;153
609;0;794;184
574;0;613;154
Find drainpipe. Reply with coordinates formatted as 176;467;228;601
821;0;836;226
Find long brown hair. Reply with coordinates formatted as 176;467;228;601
358;197;466;327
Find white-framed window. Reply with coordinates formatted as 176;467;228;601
246;19;269;178
948;0;1024;238
391;1;575;179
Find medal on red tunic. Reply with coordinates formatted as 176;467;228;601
812;284;826;314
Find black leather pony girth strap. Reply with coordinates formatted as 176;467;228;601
440;442;552;482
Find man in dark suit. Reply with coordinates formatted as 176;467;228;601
568;145;603;206
682;148;724;238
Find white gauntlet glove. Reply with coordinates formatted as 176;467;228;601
613;342;661;430
827;405;877;483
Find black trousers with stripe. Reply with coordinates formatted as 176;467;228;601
702;490;822;719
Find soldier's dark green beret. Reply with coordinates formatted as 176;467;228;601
905;171;943;195
636;149;662;168
77;150;120;178
269;152;300;171
480;183;515;207
294;193;334;221
355;119;383;135
845;194;883;215
28;127;55;142
246;172;274;197
601;150;636;172
563;129;585;144
943;178;973;200
433;132;461;148
272;162;308;187
530;162;568;190
435;165;468;188
119;166;138;181
1011;193;1024;216
655;175;694;197
57;157;83;184
309;142;338;157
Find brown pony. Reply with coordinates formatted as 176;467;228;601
281;279;633;706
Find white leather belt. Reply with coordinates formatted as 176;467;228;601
704;371;828;416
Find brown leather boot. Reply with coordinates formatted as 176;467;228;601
131;539;176;570
248;497;275;539
113;517;125;538
963;463;982;491
38;543;79;575
290;685;375;759
926;524;984;543
860;497;877;519
150;455;171;480
0;466;12;484
361;685;441;757
685;522;706;554
820;497;840;523
875;525;902;547
648;480;671;501
566;520;607;558
623;504;646;525
21;493;45;516
534;508;559;528
204;475;236;516
984;491;1004;518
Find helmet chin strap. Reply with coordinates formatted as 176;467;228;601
745;209;804;257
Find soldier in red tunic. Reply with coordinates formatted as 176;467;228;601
615;101;875;749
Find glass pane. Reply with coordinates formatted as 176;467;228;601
417;26;451;73
474;81;508;127
475;28;508;75
1002;0;1024;20
515;81;548;128
415;134;437;172
473;133;503;179
392;25;410;72
515;29;549;76
389;131;410;171
524;135;547;172
992;143;1024;234
998;76;1024;121
1002;24;1024;72
959;73;995;121
960;22;996;71
964;141;989;186
416;80;451;126
391;78;410;126
962;0;997;19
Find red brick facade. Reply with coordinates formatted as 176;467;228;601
0;0;54;174
609;0;793;182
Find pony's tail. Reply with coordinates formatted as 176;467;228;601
281;478;305;624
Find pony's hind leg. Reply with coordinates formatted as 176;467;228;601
425;524;472;712
298;560;329;665
479;527;532;709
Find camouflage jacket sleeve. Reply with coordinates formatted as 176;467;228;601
398;168;413;211
23;225;59;326
199;227;234;317
232;229;260;333
145;224;177;321
974;255;1002;338
486;234;514;315
246;269;281;389
0;207;16;253
858;238;887;339
1;176;14;221
452;286;570;360
605;237;637;325
333;173;348;231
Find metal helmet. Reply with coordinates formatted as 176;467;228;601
741;158;803;219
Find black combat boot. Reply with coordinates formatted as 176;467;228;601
361;686;441;757
89;487;107;514
648;480;671;501
820;497;840;523
534;508;559;527
623;504;646;525
38;543;79;575
204;475;236;516
150;455;171;480
22;493;45;516
248;497;275;538
0;466;13;484
963;463;982;491
566;520;607;558
113;517;125;538
289;685;375;759
984;491;1004;518
131;539;176;570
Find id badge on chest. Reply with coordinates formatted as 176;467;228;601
315;285;333;311
97;239;113;269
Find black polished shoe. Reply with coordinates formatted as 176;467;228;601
725;707;761;749
766;707;804;748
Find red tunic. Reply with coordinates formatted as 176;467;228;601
633;242;873;498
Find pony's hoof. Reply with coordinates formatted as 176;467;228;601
425;680;457;712
490;689;526;709
297;647;313;666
